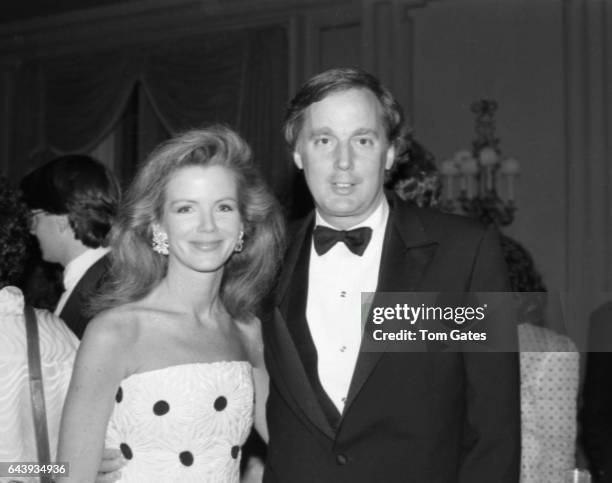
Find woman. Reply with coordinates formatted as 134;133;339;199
501;235;579;483
58;126;285;482
0;176;78;479
383;131;442;208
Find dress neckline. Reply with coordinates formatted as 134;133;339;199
124;359;251;383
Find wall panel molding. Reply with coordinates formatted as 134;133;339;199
564;0;612;336
0;0;347;59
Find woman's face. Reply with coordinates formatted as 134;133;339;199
159;165;243;274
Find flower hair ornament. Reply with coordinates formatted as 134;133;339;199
234;230;244;253
151;225;169;255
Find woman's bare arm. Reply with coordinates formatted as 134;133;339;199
57;312;133;483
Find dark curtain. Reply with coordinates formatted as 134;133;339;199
11;25;290;200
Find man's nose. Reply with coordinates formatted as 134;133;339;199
334;143;353;171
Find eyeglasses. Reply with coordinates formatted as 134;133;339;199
28;209;47;231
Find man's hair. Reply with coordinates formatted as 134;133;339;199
91;125;286;320
20;154;120;248
283;67;405;150
0;176;32;287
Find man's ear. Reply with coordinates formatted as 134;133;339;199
56;214;71;233
385;145;396;171
293;151;303;170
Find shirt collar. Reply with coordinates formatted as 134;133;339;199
315;196;389;233
63;247;109;293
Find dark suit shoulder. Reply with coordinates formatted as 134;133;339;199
287;212;314;242
393;200;493;245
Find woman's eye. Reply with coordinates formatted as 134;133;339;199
218;204;234;212
176;205;193;214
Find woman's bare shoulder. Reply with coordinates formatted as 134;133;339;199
82;303;149;348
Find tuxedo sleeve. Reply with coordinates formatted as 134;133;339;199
459;224;521;483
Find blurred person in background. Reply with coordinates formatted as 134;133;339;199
500;234;579;483
0;175;78;480
384;130;442;208
20;155;120;339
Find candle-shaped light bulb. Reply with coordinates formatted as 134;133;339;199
500;157;520;201
458;157;479;198
479;147;498;192
440;159;459;200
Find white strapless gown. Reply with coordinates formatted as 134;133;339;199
105;361;254;483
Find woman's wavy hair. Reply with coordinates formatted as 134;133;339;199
92;126;285;319
0;176;32;287
384;130;442;208
500;234;548;326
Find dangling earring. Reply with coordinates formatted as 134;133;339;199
152;225;169;255
234;230;244;253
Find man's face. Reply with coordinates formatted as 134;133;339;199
29;210;67;264
293;88;395;230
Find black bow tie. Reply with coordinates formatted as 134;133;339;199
313;225;373;256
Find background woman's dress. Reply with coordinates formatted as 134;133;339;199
0;286;77;483
519;323;579;483
105;361;253;483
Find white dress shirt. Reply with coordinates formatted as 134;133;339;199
55;247;109;316
306;199;389;412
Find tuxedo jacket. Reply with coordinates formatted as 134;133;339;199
262;200;520;483
59;255;109;339
581;301;612;482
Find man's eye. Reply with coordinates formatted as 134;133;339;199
314;137;332;146
356;137;374;146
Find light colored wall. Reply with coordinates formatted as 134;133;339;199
410;0;567;293
403;0;612;346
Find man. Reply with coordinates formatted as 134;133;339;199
261;67;520;482
21;154;120;339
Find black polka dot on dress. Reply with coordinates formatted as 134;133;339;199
120;443;133;460
179;451;194;466
214;396;227;411
153;400;170;415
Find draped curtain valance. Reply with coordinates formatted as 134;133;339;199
12;25;291;199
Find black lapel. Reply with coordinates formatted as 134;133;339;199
267;213;336;439
343;202;438;412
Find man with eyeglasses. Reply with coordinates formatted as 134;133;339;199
21;155;120;339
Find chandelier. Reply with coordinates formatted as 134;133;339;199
439;100;520;226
